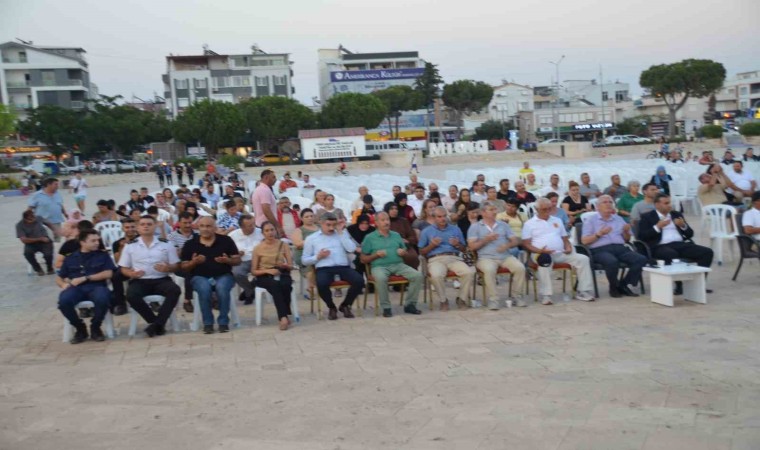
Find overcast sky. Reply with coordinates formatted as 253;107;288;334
2;0;759;105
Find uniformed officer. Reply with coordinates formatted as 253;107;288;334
118;215;181;337
56;229;117;344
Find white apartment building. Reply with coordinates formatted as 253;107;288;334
163;46;294;118
0;41;96;120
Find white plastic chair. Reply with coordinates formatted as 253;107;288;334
580;211;598;224
128;295;181;336
670;179;696;214
254;286;300;326
95;221;124;251
588;198;599;210
190;289;241;331
62;301;115;342
702;204;739;265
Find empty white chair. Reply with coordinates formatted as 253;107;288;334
62;301;115;342
670;179;696;214
702;204;739;265
128;295;181;336
95;221;124;251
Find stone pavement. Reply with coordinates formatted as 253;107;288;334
1;158;760;449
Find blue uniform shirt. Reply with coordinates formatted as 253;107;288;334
58;250;117;286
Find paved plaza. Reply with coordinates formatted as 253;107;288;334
2;152;760;449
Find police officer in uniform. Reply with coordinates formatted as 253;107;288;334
56;229;117;343
118;215;181;337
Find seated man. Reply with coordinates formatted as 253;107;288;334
360;212;423;317
419;206;475;310
180;216;241;334
228;214;262;304
202;183;221;209
278;171;298;194
525;173;541;192
167;213;198;312
16;210;54;276
637;193;714;293
603;174;626;201
512;181;536;207
302;212;365;320
118;216;182;337
467;201;526;310
522;198;595;305
579;173;602;199
56;230;117;343
216;200;242;234
277;196;302;239
580;195;647;298
742;191;760;243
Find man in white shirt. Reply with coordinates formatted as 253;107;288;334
742;191;760;241
726;161;757;201
441;185;458;212
351;186;370;212
408;185;426;217
540;174;563;197
521;198;595;305
471;180;487;204
228;214;263;303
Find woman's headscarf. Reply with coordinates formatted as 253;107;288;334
66;208;83;225
347;214;375;244
653;165;669;187
383;201;399;220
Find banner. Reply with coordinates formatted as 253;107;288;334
329;68;424;83
301;135;366;160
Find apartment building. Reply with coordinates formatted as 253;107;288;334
0;41;96;120
163;45;294;118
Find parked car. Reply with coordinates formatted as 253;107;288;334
541;139;567;144
623;135;653;144
604;135;634;145
260;153;291;164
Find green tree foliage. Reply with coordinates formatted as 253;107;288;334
615;115;653;136
17;105;82;161
318;93;386;129
639;59;726;137
700;125;724;139
372;85;421;139
0;103;16;144
414;62;444;110
739;122;760;137
239;97;315;149
474;120;507;140
442;80;494;136
172;99;246;157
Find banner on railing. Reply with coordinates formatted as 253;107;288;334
428;140;489;157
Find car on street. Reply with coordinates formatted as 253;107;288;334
541;139;567;144
260;153;291;164
604;135;634;145
623;135;653;144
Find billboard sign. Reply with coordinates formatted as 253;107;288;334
301;135;366;160
330;68;424;96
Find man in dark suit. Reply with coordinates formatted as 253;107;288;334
637;193;714;293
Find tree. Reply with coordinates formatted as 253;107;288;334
172;100;245;157
414;62;444;111
238;97;315;151
615;115;653;136
442;80;494;137
474;120;509;140
17;105;82;161
639;59;726;137
372;85;421;139
0;103;16;146
318;93;386;129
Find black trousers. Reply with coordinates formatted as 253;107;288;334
126;277;181;327
652;241;714;268
174;270;195;300
591;244;648;289
256;274;293;319
315;266;365;309
111;270;127;308
24;242;53;271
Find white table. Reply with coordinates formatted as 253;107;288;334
643;265;711;307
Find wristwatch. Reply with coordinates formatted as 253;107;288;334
85;275;91;282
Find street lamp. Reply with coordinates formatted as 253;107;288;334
549;55;565;140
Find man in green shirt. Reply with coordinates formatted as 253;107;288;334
361;212;423;317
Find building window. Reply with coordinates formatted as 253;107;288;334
41;70;56;86
602;91;608;102
213;77;228;88
231;76;243;87
242;77;250;86
274;75;286;86
615;90;628;102
727;88;735;95
178;98;189;108
255;76;268;87
740;86;748;95
539;116;553;125
194;79;207;89
740;101;748;109
18;51;27;63
175;79;189;89
519;102;529;111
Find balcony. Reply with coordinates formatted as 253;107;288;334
2;56;28;63
6;81;30;88
70;101;85;109
10;103;32;109
65;79;84;86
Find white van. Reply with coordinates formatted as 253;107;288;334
365;141;409;157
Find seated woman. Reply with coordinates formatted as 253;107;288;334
650;165;672;195
394;193;417;224
617;180;643;223
92;200;120;224
251;221;295;331
347;215;376;279
561;181;591;226
383;202;419;269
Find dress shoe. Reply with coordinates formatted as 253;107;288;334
203;325;215;334
620;285;639;297
144;323;159;337
36;270;45;276
383;308;393;318
113;305;127;316
279;318;290;330
218;324;230;333
328;308;338;320
90;325;105;342
238;291;246;302
339;304;355;318
440;300;450;311
455;298;469;309
243;296;253;305
71;324;88;344
155;324;166;336
609;289;623;298
182;301;194;313
403;305;422;315
46;268;55;275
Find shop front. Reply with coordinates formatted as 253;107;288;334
537;122;616;142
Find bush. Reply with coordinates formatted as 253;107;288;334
0;176;21;190
175;157;205;170
739;122;760;136
218;154;245;169
700;125;724;139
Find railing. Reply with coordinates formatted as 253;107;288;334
6;81;30;88
65;79;84;86
1;57;27;63
70;101;85;109
10;103;31;109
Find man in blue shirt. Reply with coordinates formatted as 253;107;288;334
302;212;365;320
581;195;646;298
56;230;117;343
419;206;475;310
202;183;221;209
27;177;66;240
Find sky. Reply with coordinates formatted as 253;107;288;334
2;0;759;106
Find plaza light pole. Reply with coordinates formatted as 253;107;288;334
549;55;565;140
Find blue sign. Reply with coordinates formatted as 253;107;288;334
330;68;424;83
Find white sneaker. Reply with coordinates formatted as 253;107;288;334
575;291;595;302
540;295;553;305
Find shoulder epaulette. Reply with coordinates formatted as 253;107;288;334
127;238;139;244
158;238;168;243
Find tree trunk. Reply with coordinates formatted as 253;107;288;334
668;107;677;138
386;117;393;139
395;115;400;141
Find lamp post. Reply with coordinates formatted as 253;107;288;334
549;55;565;140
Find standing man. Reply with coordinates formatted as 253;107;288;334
360;212;423;317
301;212;365;320
251;169;283;236
228;214;262;304
175;163;184;185
467;201;526;310
111;218;139;316
522;198;595;305
56;230;117;343
17;210;54;275
118;216;182;337
27;177;67;240
180;216;241;334
419;206;475;310
186;164;195;185
409;152;419;174
164;164;173;185
156;164;165;188
581;195;647;298
69;172;89;213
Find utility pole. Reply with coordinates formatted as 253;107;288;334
550;55;565;140
600;65;606;139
